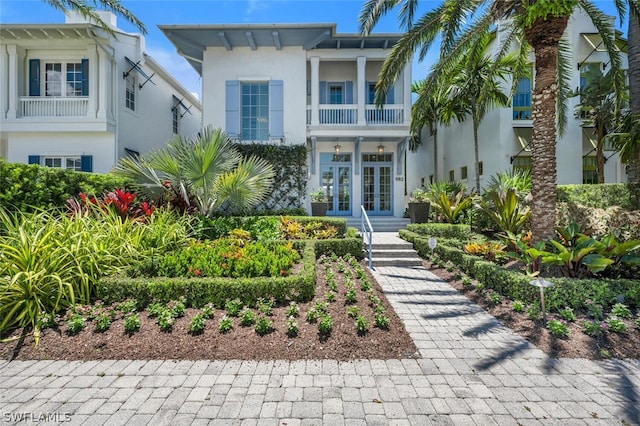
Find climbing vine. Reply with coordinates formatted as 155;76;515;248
235;143;308;211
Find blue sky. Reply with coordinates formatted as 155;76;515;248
0;1;626;99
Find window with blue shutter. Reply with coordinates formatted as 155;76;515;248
81;59;89;96
28;155;40;165
386;86;395;104
29;59;40;96
225;80;239;138
345;81;353;104
80;155;93;172
269;80;284;139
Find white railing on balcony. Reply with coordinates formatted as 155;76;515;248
365;105;404;124
20;97;89;118
307;104;405;126
319;104;358;125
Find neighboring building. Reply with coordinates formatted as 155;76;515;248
407;9;629;193
160;23;412;217
0;11;201;174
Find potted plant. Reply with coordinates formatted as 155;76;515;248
310;188;329;216
408;188;430;223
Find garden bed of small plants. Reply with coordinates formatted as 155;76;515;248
0;254;418;361
425;258;640;360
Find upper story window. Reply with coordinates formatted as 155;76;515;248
329;84;344;104
513;77;532;120
241;82;269;141
512;156;532;173
367;82;394;104
125;74;136;111
29;59;88;97
172;102;180;134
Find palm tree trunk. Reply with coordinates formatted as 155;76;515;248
627;9;640;205
473;116;481;194
597;126;605;184
524;15;570;243
431;123;439;182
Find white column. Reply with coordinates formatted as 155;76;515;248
96;45;106;120
87;45;98;118
310;56;319;126
0;46;7;119
7;45;17;119
357;56;366;125
403;62;412;124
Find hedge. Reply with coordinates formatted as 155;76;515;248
557;183;638;210
406;223;476;240
96;241;317;308
0;160;130;212
400;229;640;311
314;237;364;260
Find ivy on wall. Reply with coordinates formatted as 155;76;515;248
235;143;308;211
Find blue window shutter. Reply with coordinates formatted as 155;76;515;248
269;80;284;138
81;59;89;96
29;59;40;96
28;155;40;165
366;81;372;104
225;80;239;138
386;86;395;104
319;81;327;104
80;155;93;172
345;81;353;104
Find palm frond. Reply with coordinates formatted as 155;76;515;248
212;156;275;213
556;35;573;137
43;0;146;35
359;0;402;35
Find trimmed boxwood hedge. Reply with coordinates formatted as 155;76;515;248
95;233;364;308
96;241;317;308
400;229;640;311
557;183;638;210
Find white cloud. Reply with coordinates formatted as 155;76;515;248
245;0;269;19
145;45;202;100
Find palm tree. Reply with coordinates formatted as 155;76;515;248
574;64;627;183
444;32;517;193
360;0;623;242
43;0;145;35
113;127;275;217
410;78;465;182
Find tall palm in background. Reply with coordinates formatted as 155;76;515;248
43;0;145;34
445;32;518;193
360;0;623;242
575;64;627;184
113;127;275;217
410;79;465;182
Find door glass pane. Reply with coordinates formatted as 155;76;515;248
321;168;334;212
66;63;82;96
329;85;343;104
45;63;62;96
379;166;392;212
338;166;350;212
363;166;375;211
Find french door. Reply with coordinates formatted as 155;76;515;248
362;153;393;215
320;153;352;216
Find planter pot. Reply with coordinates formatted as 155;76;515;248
409;202;430;223
311;202;328;217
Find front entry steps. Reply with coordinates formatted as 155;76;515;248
345;216;410;233
365;237;423;268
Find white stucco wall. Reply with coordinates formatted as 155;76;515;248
7;132;116;174
202;46;307;145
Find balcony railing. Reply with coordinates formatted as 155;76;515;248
365;105;404;124
20;97;89;118
306;104;405;125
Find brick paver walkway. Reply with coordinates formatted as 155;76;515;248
1;233;638;425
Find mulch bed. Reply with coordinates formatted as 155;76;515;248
0;259;419;361
425;260;640;360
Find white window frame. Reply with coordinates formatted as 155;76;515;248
43;156;82;171
125;74;137;111
240;81;269;141
41;60;84;97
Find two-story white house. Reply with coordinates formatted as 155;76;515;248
407;9;629;192
160;23;412;217
0;11;202;174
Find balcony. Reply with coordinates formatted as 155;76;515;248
19;96;89;118
307;104;404;126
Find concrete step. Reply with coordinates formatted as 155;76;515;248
369;242;414;250
346;217;410;233
367;248;418;258
371;257;424;267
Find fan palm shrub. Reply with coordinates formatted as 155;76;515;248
113;126;275;217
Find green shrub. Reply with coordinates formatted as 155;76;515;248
123;313;140;333
557;184;637;210
546;319;569;338
255;316;273;335
314;237;363;259
318;314;332;335
286;316;298;337
0;159;131;212
405;223;474;240
218;315;233;333
189;313;206;334
96;241;317;308
240;308;256;326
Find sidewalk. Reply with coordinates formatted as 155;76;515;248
0;233;639;425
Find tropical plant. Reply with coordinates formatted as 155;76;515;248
478;187;531;234
309;188;328;202
113;127;275;217
359;0;624;243
485;169;532;201
430;188;474;224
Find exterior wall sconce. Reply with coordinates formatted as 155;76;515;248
334;144;341;155
378;144;384;154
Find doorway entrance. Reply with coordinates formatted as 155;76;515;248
320;153;352;216
362;153;393;216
